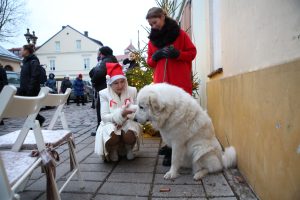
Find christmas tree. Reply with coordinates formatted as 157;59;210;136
125;50;153;91
124;49;159;137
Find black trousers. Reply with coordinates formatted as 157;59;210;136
96;95;101;130
76;95;85;105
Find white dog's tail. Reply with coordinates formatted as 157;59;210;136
222;146;237;169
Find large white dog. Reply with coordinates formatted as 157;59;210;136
134;83;236;180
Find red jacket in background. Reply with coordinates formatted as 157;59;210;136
147;29;197;94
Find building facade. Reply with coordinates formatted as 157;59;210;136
0;46;22;72
173;0;300;200
35;25;103;80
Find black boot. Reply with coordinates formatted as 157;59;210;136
162;154;171;166
36;114;46;127
159;145;172;155
160;146;172;166
91;132;96;136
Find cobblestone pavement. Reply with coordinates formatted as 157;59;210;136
0;103;258;200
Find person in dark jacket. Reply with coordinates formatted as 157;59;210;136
89;46;118;136
0;63;8;125
45;73;57;93
123;52;139;72
60;75;72;105
74;74;85;106
0;64;8;92
17;44;45;126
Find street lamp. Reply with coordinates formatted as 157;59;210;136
32;31;38;45
24;28;38;46
24;28;31;44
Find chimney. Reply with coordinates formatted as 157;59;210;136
62;26;66;29
84;31;88;37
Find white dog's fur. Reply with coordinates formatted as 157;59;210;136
135;83;236;180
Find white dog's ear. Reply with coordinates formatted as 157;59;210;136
149;91;164;112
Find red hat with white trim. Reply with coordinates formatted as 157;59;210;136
106;63;126;85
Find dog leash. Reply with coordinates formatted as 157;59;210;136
163;58;168;82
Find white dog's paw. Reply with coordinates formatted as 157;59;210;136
193;169;208;181
164;170;179;180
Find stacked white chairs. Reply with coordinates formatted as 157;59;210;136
0;86;85;199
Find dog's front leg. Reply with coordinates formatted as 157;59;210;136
164;143;184;180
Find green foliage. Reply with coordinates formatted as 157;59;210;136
125;47;153;91
155;0;181;17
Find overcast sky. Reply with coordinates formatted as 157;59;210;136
1;0;157;55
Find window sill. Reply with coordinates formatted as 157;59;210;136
207;68;223;78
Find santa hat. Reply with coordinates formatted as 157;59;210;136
106;63;126;85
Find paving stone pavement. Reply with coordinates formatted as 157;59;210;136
0;102;258;200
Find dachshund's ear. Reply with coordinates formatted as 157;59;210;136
149;91;164;112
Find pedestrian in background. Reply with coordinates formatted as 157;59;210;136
0;63;8;125
60;74;72;105
45;73;57;93
0;63;8;92
146;7;197;166
122;52;139;72
89;46;118;136
17;44;46;126
74;73;85;106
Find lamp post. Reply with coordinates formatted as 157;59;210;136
24;28;38;46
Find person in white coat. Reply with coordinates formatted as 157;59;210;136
94;63;141;162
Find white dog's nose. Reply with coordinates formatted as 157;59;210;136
133;117;138;122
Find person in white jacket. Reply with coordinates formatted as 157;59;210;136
94;63;141;162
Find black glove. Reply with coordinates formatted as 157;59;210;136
152;49;168;62
123;58;130;65
165;46;180;59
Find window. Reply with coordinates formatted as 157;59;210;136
84;58;90;70
55;41;60;52
76;40;81;50
50;60;56;71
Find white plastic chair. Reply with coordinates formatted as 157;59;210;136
0;85;61;200
44;88;71;130
0;87;85;194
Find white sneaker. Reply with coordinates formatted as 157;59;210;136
109;149;119;162
125;145;135;160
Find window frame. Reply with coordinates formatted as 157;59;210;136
76;40;81;50
55;41;60;52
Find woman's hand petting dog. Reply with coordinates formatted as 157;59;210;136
122;109;134;118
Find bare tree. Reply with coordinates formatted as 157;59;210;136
0;0;26;42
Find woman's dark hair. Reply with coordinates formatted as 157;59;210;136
23;44;35;54
146;7;167;19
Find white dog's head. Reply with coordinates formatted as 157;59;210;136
134;84;170;128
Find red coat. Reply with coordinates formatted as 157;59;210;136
147;29;197;94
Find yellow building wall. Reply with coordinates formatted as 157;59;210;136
0;59;21;72
207;59;300;200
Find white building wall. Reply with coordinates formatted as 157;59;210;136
190;0;212;108
36;26;101;79
220;0;300;77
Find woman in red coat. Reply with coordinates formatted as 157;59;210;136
146;7;197;166
146;7;197;95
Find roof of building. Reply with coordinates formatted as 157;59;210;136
115;54;128;61
0;45;22;62
125;42;137;52
37;25;103;50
